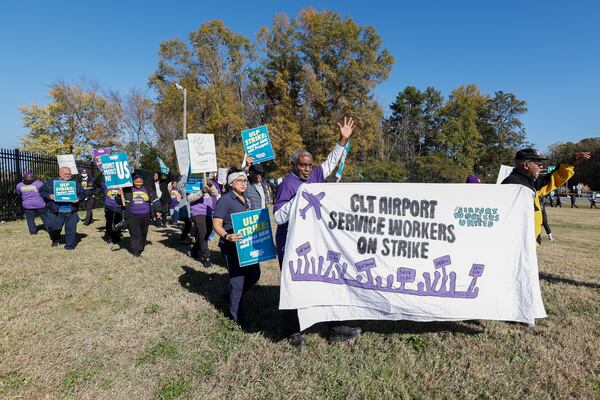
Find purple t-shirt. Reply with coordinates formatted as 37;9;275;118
169;188;179;209
16;180;46;209
274;166;325;261
101;182;121;209
190;193;217;217
129;186;151;215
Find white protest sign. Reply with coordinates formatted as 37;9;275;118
57;154;79;175
217;167;228;185
279;183;545;330
188;133;217;174
174;139;190;174
496;165;514;184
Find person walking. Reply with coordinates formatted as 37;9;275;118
121;173;157;257
16;171;49;234
274;117;361;347
39;167;86;249
80;167;95;225
187;177;220;268
570;193;578;208
213;168;260;326
95;176;124;249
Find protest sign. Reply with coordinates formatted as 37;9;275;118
188;133;217;173
53;180;77;202
186;176;204;194
57;154;79;175
217;168;228;185
157;157;169;175
279;183;545;330
100;152;132;189
92;148;110;172
241;125;275;164
174;139;190;174
335;141;350;181
496;165;514;184
231;208;277;267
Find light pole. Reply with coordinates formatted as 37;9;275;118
175;83;187;139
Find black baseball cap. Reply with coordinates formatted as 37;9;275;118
515;148;548;161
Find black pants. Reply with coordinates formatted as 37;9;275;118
47;211;79;248
191;214;213;260
104;207;122;243
83;194;94;224
23;207;49;234
219;238;260;325
180;217;192;240
127;213;150;255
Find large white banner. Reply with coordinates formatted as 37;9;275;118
57;154;79;175
279;183;545;330
174;139;190;174
188;133;217;174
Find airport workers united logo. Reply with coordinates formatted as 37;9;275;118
453;206;499;228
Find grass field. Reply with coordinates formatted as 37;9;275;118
1;206;599;399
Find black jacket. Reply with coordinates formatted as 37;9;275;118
39;178;87;213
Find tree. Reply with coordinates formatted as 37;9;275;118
115;89;156;169
295;8;394;162
408;153;470;183
20;80;121;158
383;86;443;163
150;20;256;168
476;91;528;182
437;84;488;169
549;138;600;190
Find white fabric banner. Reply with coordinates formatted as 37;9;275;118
174;139;190;174
279;183;545;330
496;165;514;184
188;133;217;174
56;154;79;175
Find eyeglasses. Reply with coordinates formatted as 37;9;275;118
528;161;544;168
233;178;248;184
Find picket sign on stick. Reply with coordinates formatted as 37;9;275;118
279;182;545;330
188;133;217;174
174;139;190;174
335;141;350;183
57;154;79;175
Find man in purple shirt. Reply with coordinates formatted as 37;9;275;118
16;172;49;234
274;117;362;347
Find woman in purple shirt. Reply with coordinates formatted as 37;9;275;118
121;173;157;257
16;172;49;234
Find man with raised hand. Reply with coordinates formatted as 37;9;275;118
274;117;362;347
39;166;86;250
501;148;590;244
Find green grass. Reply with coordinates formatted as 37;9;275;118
0;206;599;399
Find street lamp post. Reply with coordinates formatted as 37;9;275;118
175;83;187;139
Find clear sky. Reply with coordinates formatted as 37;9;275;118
1;0;598;152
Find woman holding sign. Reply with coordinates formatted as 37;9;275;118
121;173;157;257
213;168;260;326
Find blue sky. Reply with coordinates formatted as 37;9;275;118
1;0;598;152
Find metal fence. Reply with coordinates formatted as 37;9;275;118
0;149;99;222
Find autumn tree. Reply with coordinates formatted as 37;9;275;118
20;80;121;158
150;20;256;167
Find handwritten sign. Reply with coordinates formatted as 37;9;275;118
279;183;545;330
174;139;190;174
57;154;79;175
92;148;110;172
100;152;132;189
53;180;77;202
188;133;217;174
217;167;228;185
241;125;275;164
231;208;277;267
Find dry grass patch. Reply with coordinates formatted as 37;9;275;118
0;206;599;399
